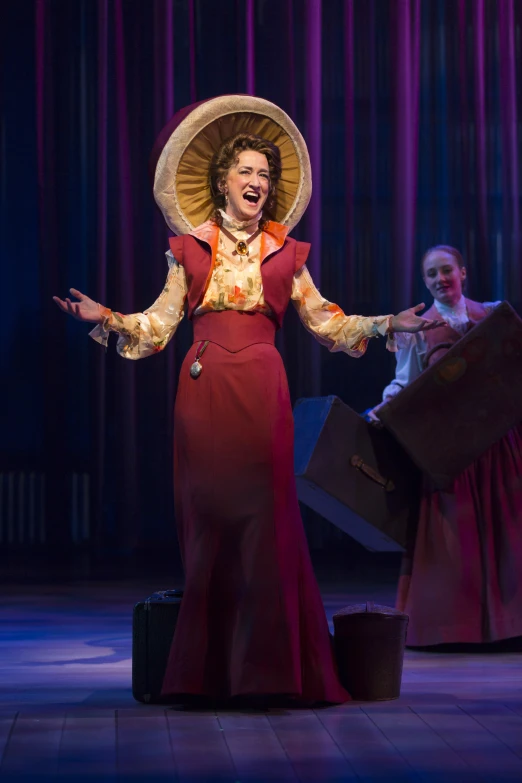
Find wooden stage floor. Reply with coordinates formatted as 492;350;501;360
1;572;522;782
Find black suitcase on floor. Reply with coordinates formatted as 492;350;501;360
132;589;183;704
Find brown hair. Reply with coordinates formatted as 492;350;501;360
208;132;282;226
421;245;465;273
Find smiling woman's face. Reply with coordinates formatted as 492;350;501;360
422;250;467;307
223;150;270;223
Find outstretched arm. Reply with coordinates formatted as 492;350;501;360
54;253;187;360
291;266;445;358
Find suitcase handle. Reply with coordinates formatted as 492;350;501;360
423;342;454;369
350;455;395;492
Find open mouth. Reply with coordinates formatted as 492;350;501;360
243;191;260;205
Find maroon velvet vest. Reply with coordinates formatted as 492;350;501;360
422;298;489;367
168;221;310;351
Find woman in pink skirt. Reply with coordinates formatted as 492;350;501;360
370;245;522;647
55;96;441;703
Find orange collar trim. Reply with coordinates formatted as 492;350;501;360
189;219;290;262
189;221;220;293
260;221;290;264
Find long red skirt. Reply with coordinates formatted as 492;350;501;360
397;423;522;646
161;317;349;703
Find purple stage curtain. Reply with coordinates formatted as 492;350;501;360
2;0;522;553
392;0;420;310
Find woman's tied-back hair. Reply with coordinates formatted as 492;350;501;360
208;132;282;227
421;245;465;271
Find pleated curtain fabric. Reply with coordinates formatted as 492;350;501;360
1;0;521;553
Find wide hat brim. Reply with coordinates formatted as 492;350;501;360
150;95;312;235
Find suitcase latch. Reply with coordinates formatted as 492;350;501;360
350;455;395;492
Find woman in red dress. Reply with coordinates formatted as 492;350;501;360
370;245;522;646
55;96;442;703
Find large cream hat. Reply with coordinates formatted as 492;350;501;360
150;95;312;235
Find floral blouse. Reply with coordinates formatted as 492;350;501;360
90;212;394;359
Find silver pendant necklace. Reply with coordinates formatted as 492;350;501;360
190;340;210;379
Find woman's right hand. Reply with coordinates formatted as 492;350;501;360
53;288;106;324
367;399;391;424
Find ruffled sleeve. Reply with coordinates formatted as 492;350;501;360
291;265;395;358
89;250;187;360
381;332;427;400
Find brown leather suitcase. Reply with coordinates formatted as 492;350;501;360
293;396;420;551
378;302;522;488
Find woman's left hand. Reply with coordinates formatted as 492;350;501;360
391;303;446;333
